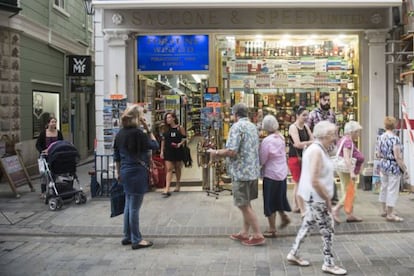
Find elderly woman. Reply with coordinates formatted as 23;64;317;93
259;115;291;238
332;121;364;223
377;116;409;222
287;121;347;275
114;104;159;250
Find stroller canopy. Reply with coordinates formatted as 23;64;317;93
47;140;80;174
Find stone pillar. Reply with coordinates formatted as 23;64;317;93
364;30;388;159
94;11;131;154
103;30;131;96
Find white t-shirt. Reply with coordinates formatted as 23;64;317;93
298;142;334;202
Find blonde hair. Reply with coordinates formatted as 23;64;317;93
121;104;143;128
384;116;397;130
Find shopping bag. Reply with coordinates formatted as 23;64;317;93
38;157;46;174
344;180;355;214
183;145;193;168
110;179;125;218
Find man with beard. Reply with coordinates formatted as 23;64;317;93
307;92;337;129
307;92;339;204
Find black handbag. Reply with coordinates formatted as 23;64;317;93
110;179;125;218
183;145;193;168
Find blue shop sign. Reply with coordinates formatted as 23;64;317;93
137;35;209;71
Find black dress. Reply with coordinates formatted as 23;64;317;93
163;126;185;162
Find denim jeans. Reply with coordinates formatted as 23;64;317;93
123;193;144;244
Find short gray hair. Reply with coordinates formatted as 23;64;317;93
262;115;279;133
232;103;248;118
313;121;336;139
344;120;362;134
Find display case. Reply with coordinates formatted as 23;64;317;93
221;36;359;141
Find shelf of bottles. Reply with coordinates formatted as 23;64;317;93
222;37;359;141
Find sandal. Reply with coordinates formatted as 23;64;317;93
386;215;404;222
263;230;277;238
229;233;249;242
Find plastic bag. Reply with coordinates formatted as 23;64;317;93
344;180;355;214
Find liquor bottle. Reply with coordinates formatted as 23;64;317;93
246;41;251;57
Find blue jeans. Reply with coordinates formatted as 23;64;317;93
123;193;144;244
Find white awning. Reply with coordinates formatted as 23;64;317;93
92;0;402;9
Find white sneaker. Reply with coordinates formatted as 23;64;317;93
286;253;310;266
321;265;347;275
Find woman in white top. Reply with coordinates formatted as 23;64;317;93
286;121;347;276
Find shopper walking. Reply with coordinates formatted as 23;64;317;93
287;121;347;275
35;116;63;199
260;114;291;238
288;106;313;216
209;103;264;246
160;112;187;197
114;104;159;250
377;116;409;222
332;121;364;224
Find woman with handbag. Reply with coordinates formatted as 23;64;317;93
287;121;347;275
160;112;187;197
114;104;159;250
287;106;313;217
332;121;364;223
377;116;409;222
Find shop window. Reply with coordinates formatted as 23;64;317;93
33;91;60;138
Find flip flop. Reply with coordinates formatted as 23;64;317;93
263;231;277;238
229;233;249;241
241;237;265;246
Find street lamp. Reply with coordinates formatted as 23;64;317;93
83;0;94;15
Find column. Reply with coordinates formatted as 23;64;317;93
103;30;131;96
365;30;388;159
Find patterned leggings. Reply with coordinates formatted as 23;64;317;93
290;201;335;266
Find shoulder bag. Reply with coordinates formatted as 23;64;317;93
331;137;357;173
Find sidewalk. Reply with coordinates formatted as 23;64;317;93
1;162;414;238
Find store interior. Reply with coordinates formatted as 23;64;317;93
137;33;361;190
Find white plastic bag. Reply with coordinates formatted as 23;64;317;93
38;158;46;174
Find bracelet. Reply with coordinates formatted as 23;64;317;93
215;150;219;156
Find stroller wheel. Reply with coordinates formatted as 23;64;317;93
56;198;64;209
49;198;58;211
74;193;81;204
80;192;87;204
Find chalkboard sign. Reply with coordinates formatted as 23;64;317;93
0;155;34;198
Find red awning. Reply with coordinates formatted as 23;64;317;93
396;119;414;129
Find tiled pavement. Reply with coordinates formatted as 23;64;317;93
1;160;414;275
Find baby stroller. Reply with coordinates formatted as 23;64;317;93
40;140;87;211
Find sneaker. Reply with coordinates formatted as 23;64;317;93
321;265;347;275
286;252;310;266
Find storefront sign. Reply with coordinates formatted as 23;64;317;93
137;35;209;71
105;8;390;30
68;55;92;76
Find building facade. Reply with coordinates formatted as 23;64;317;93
0;0;95;159
92;0;412;178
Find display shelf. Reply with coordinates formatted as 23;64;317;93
223;37;359;143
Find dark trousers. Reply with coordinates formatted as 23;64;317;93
331;182;338;204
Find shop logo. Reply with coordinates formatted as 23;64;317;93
68;55;91;76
